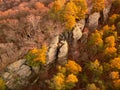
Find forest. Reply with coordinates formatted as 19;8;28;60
0;0;120;90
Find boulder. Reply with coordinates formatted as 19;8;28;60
57;40;68;65
47;36;59;65
88;12;100;30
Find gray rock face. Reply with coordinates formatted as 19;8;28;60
88;12;100;30
47;36;59;65
7;59;26;72
17;65;31;78
1;59;32;89
103;4;111;23
58;40;68;65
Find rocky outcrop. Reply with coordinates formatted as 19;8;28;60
1;59;32;89
73;26;82;41
88;12;100;30
103;4;112;23
7;59;26;72
0;4;113;90
47;36;59;65
72;19;85;41
57;40;68;65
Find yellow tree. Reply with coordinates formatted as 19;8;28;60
65;15;76;30
50;0;66;21
63;1;78;29
50;0;88;30
26;45;47;66
89;59;103;75
110;57;120;70
104;47;117;57
65;60;82;75
89;30;103;49
92;0;105;12
49;73;65;90
71;0;88;19
105;36;116;47
49;60;81;90
104;36;117;57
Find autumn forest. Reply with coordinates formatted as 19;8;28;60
0;0;120;90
